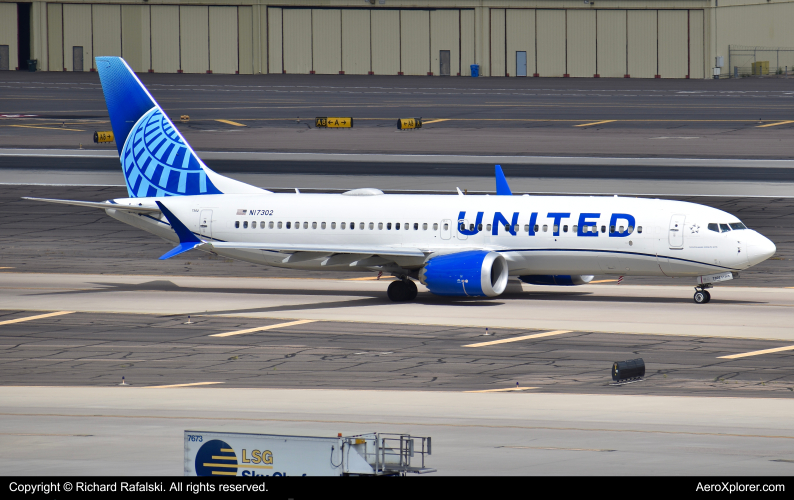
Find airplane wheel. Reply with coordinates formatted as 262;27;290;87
694;290;708;304
702;290;711;303
387;279;417;302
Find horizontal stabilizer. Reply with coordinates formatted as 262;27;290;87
23;197;161;213
207;241;427;258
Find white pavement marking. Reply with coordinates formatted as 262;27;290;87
0;311;74;326
144;382;224;389
210;319;318;338
718;345;794;359
464;387;538;393
464;330;571;347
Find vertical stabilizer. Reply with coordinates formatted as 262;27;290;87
96;56;266;198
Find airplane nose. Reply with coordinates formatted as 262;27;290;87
747;234;776;267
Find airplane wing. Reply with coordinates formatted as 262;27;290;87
23;197;161;213
205;241;427;257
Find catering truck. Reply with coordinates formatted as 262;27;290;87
185;431;434;476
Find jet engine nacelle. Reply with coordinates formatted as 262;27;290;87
419;250;508;297
518;275;595;286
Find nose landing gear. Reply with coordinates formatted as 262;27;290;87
693;284;712;304
387;278;418;302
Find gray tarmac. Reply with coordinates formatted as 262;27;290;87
2;73;794;158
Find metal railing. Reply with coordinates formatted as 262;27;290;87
728;45;794;77
344;433;435;475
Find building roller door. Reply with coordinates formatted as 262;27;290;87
151;6;179;73
268;8;282;74
63;4;92;71
46;3;62;71
283;9;311;74
567;10;596;77
0;3;17;71
689;10;705;79
506;9;535;78
490;9;505;76
371;10;399;75
658;10;688;78
342;10;370;75
209;6;238;74
536;10;566;77
121;5;151;73
238;6;254;75
596;10;627;78
460;10;475;76
627;10;657;78
312;9;341;74
401;10;430;75
431;10;459;76
180;6;209;74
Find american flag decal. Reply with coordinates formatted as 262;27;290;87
617;276;624;284
236;209;246;215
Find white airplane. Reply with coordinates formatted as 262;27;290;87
27;57;776;304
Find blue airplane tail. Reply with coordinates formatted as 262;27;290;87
96;57;222;198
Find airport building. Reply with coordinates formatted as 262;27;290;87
1;0;793;78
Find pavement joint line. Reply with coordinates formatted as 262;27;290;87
574;120;617;127
464;387;538;393
144;382;224;389
463;330;572;347
756;120;794;128
5;124;85;132
0;311;74;326
210;319;318;338
718;345;794;359
215;119;246;127
1;411;792;439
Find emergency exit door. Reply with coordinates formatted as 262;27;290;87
668;214;685;248
516;51;527;76
199;210;213;239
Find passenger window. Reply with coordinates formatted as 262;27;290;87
387;223;392;230
404;223;409;230
423;223;428;230
459;223;465;231
720;224;731;232
563;225;569;233
610;225;615;233
534;224;539;232
486;224;491;231
278;221;283;229
304;222;308;229
369;222;374;230
321;222;326;229
243;221;249;228
628;226;634;234
235;221;240;228
433;223;438;230
553;225;559;233
341;222;346;229
378;222;383;230
295;221;300;229
618;226;624;233
331;222;336;229
729;222;747;230
638;226;643;233
350;222;355;230
395;223;400;230
708;223;719;232
542;225;547;232
414;223;419;230
477;223;483;231
285;221;291;229
601;225;606;233
443;223;449;230
524;224;529;232
312;222;317;229
504;224;510;231
269;221;274;229
572;225;578;233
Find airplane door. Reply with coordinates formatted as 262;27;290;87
440;219;451;240
199;209;213;239
457;218;468;240
668;214;685;248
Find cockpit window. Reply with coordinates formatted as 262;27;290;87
707;223;719;232
719;224;731;232
729;222;747;230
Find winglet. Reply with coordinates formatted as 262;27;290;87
155;201;203;260
495;165;512;196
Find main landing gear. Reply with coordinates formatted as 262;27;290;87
387;278;417;302
693;284;712;304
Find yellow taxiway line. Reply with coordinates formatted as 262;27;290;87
756;120;794;128
574;120;617;127
145;382;224;389
6;124;85;132
463;330;571;348
0;311;74;326
718;345;794;359
210;319;318;338
421;119;450;125
215;119;246;127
